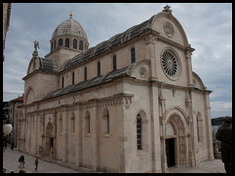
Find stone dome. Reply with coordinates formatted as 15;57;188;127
52;17;88;40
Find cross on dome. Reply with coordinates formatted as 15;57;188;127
69;11;73;19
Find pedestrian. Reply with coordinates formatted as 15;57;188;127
215;116;232;173
22;155;25;168
18;155;23;169
34;157;39;171
18;155;25;169
4;140;7;150
11;142;14;150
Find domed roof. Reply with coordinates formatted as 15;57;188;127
52;17;88;40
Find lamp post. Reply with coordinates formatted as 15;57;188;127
3;124;13;135
3;123;13;152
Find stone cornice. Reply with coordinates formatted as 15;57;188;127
156;35;195;53
23;69;57;80
79;93;134;110
24;93;134;115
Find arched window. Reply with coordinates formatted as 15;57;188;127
84;66;87;81
79;40;83;50
51;42;53;52
54;40;56;50
97;61;101;77
59;116;62;133
136;114;142;150
58;39;63;47
85;111;90;134
73;39;77;49
113;55;117;71
70;114;75;133
131;47;136;63
62;76;64;88
72;72;75;84
103;109;110;134
65;38;70;48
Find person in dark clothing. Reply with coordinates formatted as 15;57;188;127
18;155;25;169
34;157;39;171
215;116;232;173
11;142;14;150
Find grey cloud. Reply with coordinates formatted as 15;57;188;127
4;3;232;118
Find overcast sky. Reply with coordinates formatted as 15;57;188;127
3;3;232;118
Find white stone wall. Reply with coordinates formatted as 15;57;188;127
19;8;214;173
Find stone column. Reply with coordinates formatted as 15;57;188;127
63;108;69;163
93;100;100;172
35;114;39;155
144;34;158;81
159;86;168;173
149;82;162;172
186;90;196;166
186;45;195;88
118;97;128;173
52;111;57;159
78;105;83;167
203;91;214;160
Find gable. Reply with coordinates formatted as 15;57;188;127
150;10;189;47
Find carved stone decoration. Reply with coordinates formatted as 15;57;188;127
144;34;158;45
163;21;174;38
167;114;187;166
139;67;147;78
32;40;40;57
123;97;132;109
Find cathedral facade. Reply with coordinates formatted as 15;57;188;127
18;6;214;173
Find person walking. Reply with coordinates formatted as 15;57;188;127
215;116;232;173
22;155;25;168
18;156;23;169
18;155;25;169
11;142;14;150
34;157;39;171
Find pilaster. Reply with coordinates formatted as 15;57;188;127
144;34;158;81
185;89;196;166
203;91;214;160
186;44;194;87
149;82;161;172
63;108;69;163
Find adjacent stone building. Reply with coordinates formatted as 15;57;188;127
18;6;214;173
3;3;11;61
9;96;24;148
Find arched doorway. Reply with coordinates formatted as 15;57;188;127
165;123;176;167
44;122;55;157
165;113;187;168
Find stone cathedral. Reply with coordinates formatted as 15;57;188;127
18;6;214;173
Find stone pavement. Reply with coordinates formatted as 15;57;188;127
3;148;226;173
168;159;226;173
3;148;80;173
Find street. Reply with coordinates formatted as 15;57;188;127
3;147;226;173
3;148;80;173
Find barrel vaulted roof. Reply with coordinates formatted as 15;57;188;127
61;15;155;71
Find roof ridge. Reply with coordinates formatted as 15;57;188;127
43;64;134;101
61;15;154;71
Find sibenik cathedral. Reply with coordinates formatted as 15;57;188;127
18;6;214;173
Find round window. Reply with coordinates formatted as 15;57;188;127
161;50;179;78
